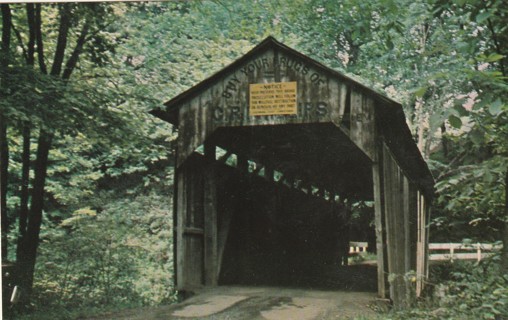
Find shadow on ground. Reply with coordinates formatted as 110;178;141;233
85;265;381;320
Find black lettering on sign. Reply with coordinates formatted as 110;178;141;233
229;106;242;122
262;58;270;69
263;83;283;90
212;106;245;124
298;102;329;118
240;58;271;76
213;106;224;122
353;113;371;122
317;102;328;116
222;75;241;98
310;73;325;85
304;103;313;117
277;56;310;76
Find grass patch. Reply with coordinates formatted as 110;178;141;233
349;252;377;265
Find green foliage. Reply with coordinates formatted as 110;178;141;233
348;252;377;265
386;258;508;320
3;0;508;317
28;191;175;312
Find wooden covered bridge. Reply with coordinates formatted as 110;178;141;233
152;37;434;307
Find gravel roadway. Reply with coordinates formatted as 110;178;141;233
85;286;382;320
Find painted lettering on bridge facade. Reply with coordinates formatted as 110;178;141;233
212;102;331;124
221;55;326;99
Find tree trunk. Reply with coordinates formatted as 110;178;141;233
415;99;427;158
50;3;72;77
441;124;448;159
34;4;47;74
16;124;31;260
1;3;12;261
14;3;90;307
62;21;89;80
26;3;36;66
502;170;508;272
0;115;8;261
17;130;52;307
15;4;75;306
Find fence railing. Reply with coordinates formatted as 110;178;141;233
429;243;503;262
349;241;368;254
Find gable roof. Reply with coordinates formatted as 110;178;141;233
152;36;402;124
151;36;435;199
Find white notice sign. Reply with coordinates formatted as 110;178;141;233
249;82;297;116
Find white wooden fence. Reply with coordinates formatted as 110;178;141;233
349;241;368;254
429;243;503;262
347;242;503;262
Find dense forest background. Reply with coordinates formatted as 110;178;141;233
1;0;507;319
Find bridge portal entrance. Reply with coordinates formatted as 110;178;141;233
152;37;434;307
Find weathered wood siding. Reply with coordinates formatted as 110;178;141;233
176;47;375;166
416;190;429;296
381;143;424;307
175;155;205;289
165;38;433;308
350;91;375;159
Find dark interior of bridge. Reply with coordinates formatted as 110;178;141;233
201;123;377;290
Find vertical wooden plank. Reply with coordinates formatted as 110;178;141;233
175;166;187;289
416;192;421;296
216;202;234;280
237;154;248;172
350;90;375;160
204;143;218;286
264;166;274;182
186;158;205;287
416;191;424;296
393;163;404;307
382;143;396;302
398;169;409;307
383;143;409;308
204;168;218;285
185;234;204;286
331;83;347;127
403;177;410;272
402;175;412;304
372;149;386;298
424;200;431;279
409;184;418;271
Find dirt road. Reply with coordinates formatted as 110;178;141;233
87;286;381;320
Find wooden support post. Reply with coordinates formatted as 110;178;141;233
409;183;418;272
216;200;234;280
237;154;248;172
425;204;431;279
342;199;351;266
204;143;218;286
403;177;411;273
372;156;386;298
416;192;426;296
175;166;187;289
204;169;218;285
382;144;396;303
395;168;407;307
252;164;263;175
383;143;407;308
402;176;414;304
204;142;216;162
218;150;232;163
265;166;274;182
416;192;422;295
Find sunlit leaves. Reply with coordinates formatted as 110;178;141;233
488;98;504;116
35;192;175;307
448;115;462;129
